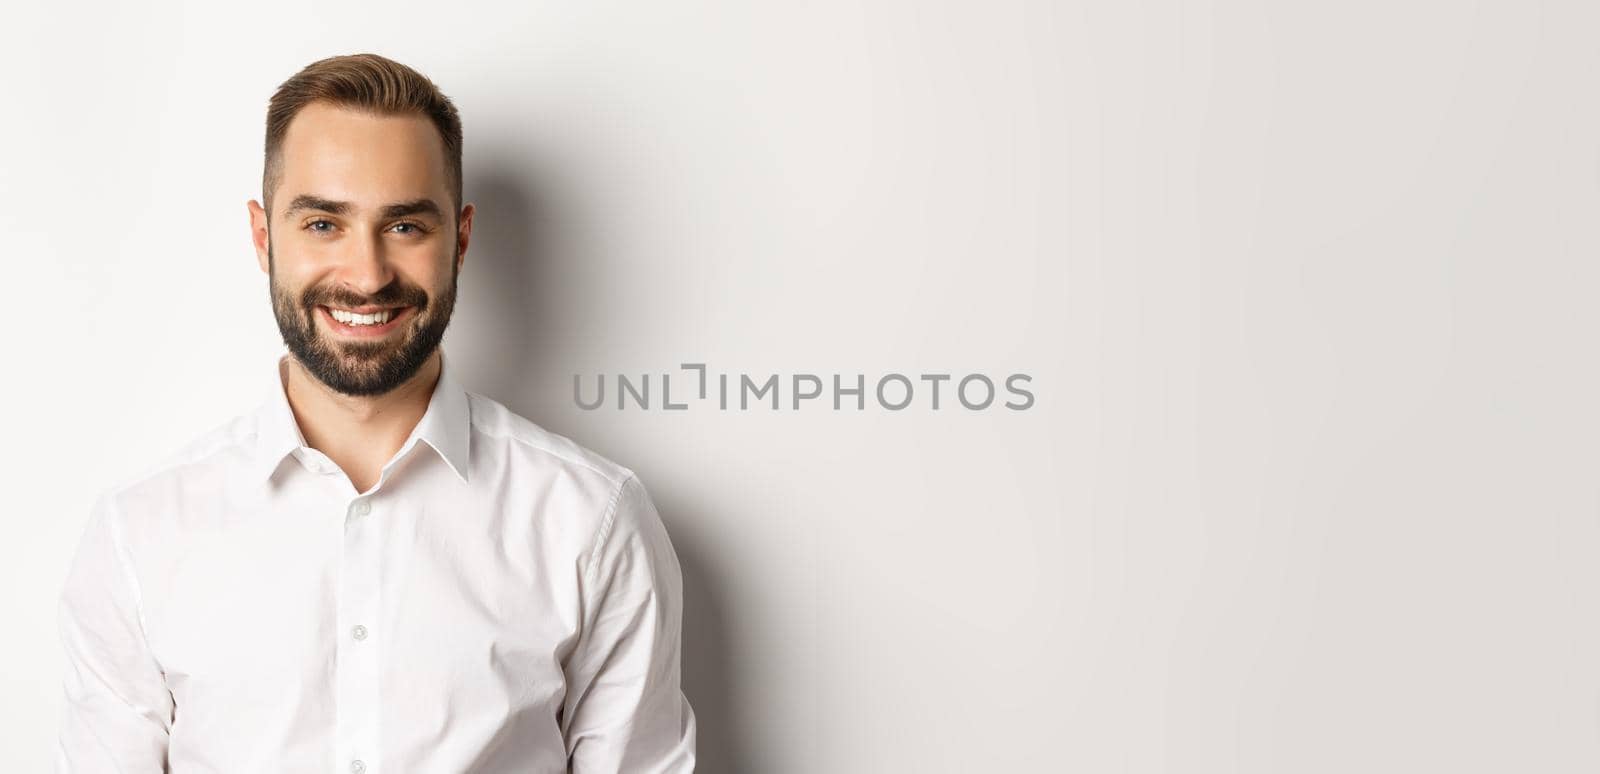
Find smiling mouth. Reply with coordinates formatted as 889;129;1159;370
317;304;416;337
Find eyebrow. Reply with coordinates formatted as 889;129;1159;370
284;195;444;219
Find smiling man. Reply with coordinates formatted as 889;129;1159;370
56;54;697;772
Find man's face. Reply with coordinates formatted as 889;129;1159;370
248;101;472;397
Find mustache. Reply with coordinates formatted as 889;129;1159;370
303;288;427;311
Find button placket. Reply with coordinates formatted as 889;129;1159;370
336;496;381;771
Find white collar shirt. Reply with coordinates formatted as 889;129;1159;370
56;347;697;773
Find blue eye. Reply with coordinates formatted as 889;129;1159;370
302;219;427;236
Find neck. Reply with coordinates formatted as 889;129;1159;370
281;350;441;488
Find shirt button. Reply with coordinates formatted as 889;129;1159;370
352;624;368;641
351;500;371;517
350;760;367;773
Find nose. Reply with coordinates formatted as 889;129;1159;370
336;228;396;298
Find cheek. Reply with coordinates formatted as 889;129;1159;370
269;270;322;309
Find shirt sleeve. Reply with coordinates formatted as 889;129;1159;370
562;473;698;773
55;490;173;772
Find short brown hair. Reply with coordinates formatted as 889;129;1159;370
262;53;463;217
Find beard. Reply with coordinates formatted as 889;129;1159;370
268;243;458;397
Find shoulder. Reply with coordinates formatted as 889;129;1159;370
99;413;254;515
466;391;635;485
82;411;256;555
465;390;640;513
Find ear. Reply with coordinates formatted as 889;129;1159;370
248;199;271;274
455;202;475;274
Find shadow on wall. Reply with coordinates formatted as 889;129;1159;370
456;151;752;773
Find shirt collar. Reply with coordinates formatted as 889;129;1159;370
249;347;471;486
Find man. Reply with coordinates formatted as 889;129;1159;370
55;53;697;772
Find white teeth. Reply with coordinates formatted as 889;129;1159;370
329;307;395;326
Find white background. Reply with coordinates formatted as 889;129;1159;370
3;1;1597;771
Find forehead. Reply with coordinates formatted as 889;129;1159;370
275;101;449;212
